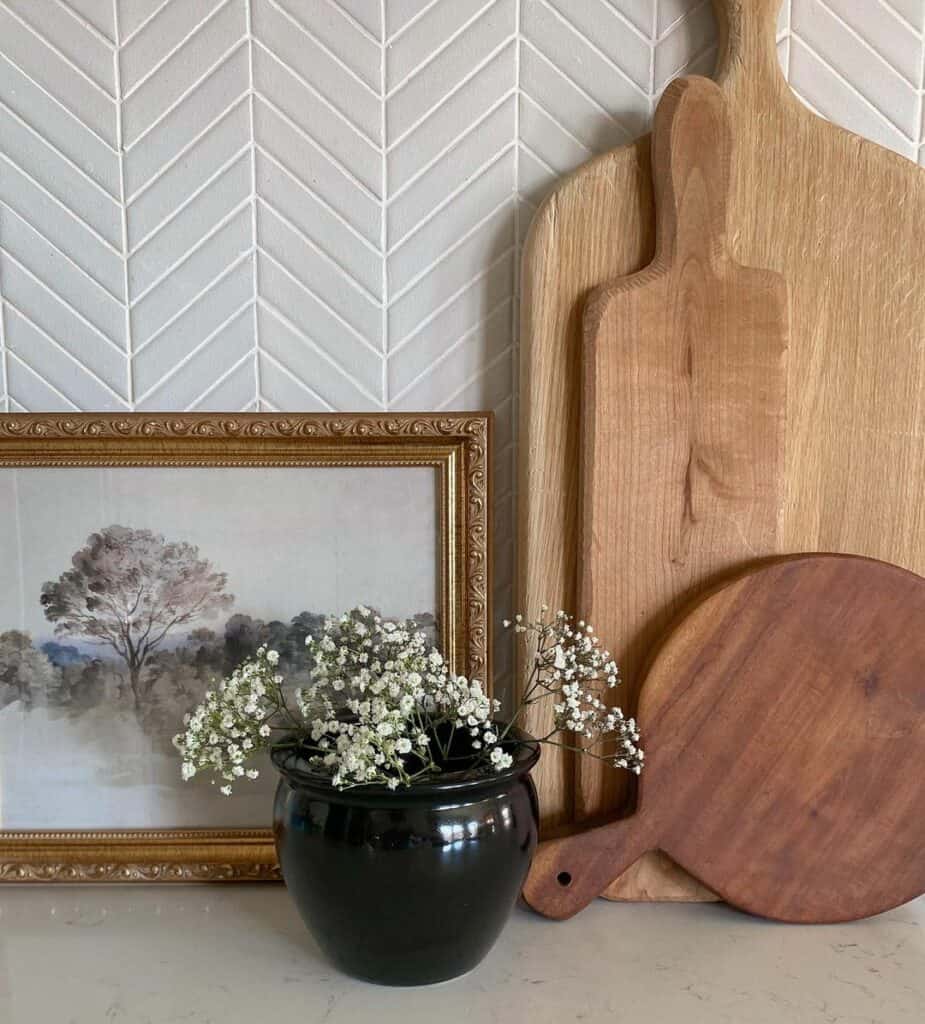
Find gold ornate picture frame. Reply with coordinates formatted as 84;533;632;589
0;412;490;882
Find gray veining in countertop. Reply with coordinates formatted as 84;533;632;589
0;886;922;1023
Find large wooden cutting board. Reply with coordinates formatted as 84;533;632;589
518;0;925;902
523;555;925;923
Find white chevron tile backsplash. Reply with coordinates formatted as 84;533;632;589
1;0;924;672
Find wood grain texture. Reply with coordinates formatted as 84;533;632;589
582;74;787;852
523;555;925;923
517;0;925;898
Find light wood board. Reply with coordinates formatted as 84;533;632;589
582;76;788;875
518;0;925;901
523;556;925;924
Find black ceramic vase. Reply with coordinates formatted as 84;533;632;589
271;728;540;986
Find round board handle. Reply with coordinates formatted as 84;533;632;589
521;815;653;920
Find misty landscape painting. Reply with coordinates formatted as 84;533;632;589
0;466;438;830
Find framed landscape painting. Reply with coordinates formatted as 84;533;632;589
0;413;490;881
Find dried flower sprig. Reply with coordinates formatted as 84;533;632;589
501;608;644;774
174;645;297;795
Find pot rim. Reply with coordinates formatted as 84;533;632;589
270;723;540;797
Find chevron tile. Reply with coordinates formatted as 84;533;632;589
120;0;254;408
0;0;126;411
787;0;924;160
1;0;923;677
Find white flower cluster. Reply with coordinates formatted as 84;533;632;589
173;645;282;795
296;607;506;788
504;608;644;775
175;608;510;795
176;604;643;798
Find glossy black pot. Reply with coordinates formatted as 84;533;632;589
271;728;540;986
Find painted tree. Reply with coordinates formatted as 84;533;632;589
0;631;59;710
41;526;234;708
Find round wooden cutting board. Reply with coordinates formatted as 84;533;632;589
522;555;925;923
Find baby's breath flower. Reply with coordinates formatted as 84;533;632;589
179;602;640;797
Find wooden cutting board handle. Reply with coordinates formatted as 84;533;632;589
714;0;788;90
523;815;655;920
651;74;731;267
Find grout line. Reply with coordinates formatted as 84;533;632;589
813;0;922;88
127;142;251;256
0;151;123;257
386;0;499;100
518;138;559;177
387;142;516;255
789;34;918;145
0;289;7;414
257;298;383;406
128;196;251;308
6;350;81;410
389;247;515;356
520;38;636;140
263;0;379;99
257;146;381;257
113;0;133;408
0;238;125;354
134;299;253;405
0;0;116;100
186;348;255;410
435;344;512;411
257;347;336;410
387;88;517;206
0;50;118;153
0;95;121;203
917;9;925;155
257;245;381;356
53;0;114;48
124;94;250;207
386;34;516;153
545;0;651;48
535;0;649;102
390;295;512;404
255;93;380;202
125;38;249;153
253;40;380;152
3;298;129;404
122;0;234;101
380;0;388;408
120;0;172;48
132;249;253;356
246;0;260;411
787;0;794;79
383;0;442;47
387;193;514;305
519;92;594;156
258;196;381;308
874;0;925;38
654;0;709;44
325;0;379;47
650;0;658;110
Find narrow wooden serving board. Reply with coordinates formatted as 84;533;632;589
518;0;925;901
524;555;925;923
582;77;788;888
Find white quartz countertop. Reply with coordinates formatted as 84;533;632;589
0;886;923;1023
